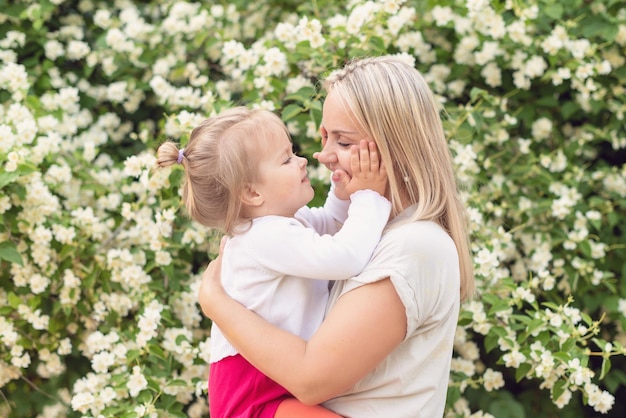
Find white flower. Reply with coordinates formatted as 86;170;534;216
127;366;148;397
512;286;535;304
524;55;548;78
618;299;626;317
431;6;453;26
91;351;115;373
454;36;479;65
11;351;30;368
503;350;526;368
29;274;50;294
124;155;144;177
531;117;552;140
483;368;505;392
275;22;296;46
44;39;64;60
507;20;532;46
554;388;572;409
590;241;606;259
221;40;245;62
475;41;501;65
551;67;572;86
481;62;502;87
154;250;172;266
66;40;90;60
450;357;476;377
0;62;29;93
71;391;95;413
106;80;129;103
58;338;72;355
585;383;615;413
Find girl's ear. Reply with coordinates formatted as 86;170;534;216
240;183;264;207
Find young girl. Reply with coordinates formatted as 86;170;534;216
156;107;390;418
198;56;476;417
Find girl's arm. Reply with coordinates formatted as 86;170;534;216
251;190;390;281
198;250;407;405
296;182;349;236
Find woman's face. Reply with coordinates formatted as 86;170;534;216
316;91;369;176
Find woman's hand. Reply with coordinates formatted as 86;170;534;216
198;236;228;320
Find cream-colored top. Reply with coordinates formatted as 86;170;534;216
323;212;461;418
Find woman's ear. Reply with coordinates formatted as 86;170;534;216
240;183;264;207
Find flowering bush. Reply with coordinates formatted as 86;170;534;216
1;0;625;417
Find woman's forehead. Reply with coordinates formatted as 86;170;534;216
322;92;364;136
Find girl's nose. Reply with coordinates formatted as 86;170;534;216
314;145;337;165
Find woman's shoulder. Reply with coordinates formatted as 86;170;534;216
383;220;456;256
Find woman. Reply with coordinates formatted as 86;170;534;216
199;55;475;418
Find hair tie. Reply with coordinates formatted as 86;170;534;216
177;149;185;164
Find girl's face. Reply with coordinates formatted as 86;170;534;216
317;91;368;176
252;124;314;218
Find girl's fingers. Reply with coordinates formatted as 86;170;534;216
352;140;384;176
359;140;370;171
350;143;361;173
368;141;380;172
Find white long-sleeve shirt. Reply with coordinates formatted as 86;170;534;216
210;189;391;363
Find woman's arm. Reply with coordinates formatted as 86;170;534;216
199;252;407;405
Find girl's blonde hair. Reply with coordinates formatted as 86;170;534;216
156;107;288;235
323;55;475;301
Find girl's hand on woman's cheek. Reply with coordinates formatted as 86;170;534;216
330;169;352;200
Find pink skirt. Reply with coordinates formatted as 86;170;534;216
209;354;291;418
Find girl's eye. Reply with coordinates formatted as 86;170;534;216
338;142;351;148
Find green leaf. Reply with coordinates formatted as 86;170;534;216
552;378;567;401
489;392;526;418
600;356;611;379
285;87;316;103
544;4;563;20
147;377;161;393
281;104;303;121
581;311;593;326
525;318;546;335
515;363;532;382
167;379;189;387
0;241;23;265
8;292;22;309
469;87;488;101
484;333;499;353
148;344;167;360
560;337;576;354
1;163;39;187
581;16;619;41
0;171;20;189
552;351;572;363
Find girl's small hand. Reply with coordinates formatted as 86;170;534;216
198;236;228;320
341;140;387;197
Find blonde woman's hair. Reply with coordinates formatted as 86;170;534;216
323;55;475;301
156;107;288;235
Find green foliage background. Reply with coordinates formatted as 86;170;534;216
0;0;625;417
